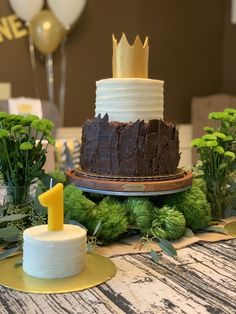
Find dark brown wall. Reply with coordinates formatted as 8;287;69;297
0;0;225;126
222;1;236;94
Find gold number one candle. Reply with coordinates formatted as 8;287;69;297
38;183;64;231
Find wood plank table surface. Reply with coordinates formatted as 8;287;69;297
0;239;236;314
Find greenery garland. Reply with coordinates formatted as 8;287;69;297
164;185;211;231
123;197;154;230
150;206;186;240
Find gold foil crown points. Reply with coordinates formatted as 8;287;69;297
112;33;149;78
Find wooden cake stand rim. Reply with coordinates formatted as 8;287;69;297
67;170;193;196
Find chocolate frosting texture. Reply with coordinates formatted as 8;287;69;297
80;114;180;176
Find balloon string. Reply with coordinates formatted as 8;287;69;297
28;34;40;99
46;54;54;105
59;38;67;126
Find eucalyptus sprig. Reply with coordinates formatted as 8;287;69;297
135;234;177;263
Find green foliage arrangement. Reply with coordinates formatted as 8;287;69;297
150;206;186;240
123;197;154;230
90;197;129;243
191;108;236;218
64;187;129;243
64;185;96;226
165;185;211;231
48;169;67;185
0;112;55;206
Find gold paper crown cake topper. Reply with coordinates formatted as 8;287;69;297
112;33;149;78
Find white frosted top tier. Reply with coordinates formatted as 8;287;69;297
95;78;164;123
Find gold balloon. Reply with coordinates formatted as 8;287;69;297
29;10;65;55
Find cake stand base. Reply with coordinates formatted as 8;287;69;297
0;253;116;294
67;170;193;196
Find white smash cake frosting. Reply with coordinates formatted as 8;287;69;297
95;78;164;123
23;224;87;279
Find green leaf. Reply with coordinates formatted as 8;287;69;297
14;257;23;268
19;142;33;151
150;249;161;263
64;210;71;224
33;184;47;215
219;162;228;170
0;226;20;241
0;214;28;223
17;162;23;169
203;226;228;235
45;135;55;145
0;246;21;260
93;220;102;236
40;173;58;189
184;228;195;238
158;238;177;256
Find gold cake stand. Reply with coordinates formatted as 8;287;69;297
0;253;116;294
67;169;193;196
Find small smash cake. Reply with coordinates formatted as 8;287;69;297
23;183;87;279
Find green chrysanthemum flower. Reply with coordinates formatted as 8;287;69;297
191;138;208;147
223;135;233;142
204;127;214;133
209;112;228;121
23;114;39;126
44;119;54;130
202;134;217;141
19;142;33;150
6;114;23;123
0;129;10;138
227;113;236;123
213;146;224;154
206;140;218;147
224;151;236;160
11;125;25;133
31;120;48;133
212;132;226;139
224;108;236;115
31;119;54;133
0;112;8;120
45;135;55;145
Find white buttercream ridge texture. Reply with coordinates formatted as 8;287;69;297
95;78;164;123
23;224;87;279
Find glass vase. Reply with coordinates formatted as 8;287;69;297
0;184;35;209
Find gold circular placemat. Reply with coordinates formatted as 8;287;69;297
0;253;116;294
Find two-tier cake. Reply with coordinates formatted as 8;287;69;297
80;34;180;176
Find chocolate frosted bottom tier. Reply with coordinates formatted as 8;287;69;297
80;114;180;176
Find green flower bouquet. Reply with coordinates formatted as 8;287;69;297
0;112;55;207
192;108;236;218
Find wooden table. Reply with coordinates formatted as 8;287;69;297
0;239;236;314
